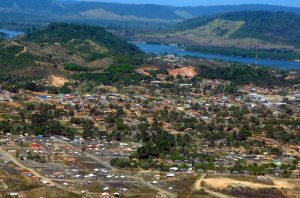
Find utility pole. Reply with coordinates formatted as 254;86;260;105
255;44;258;66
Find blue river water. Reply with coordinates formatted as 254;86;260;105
136;42;300;70
0;28;24;38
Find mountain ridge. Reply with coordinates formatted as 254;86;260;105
1;0;300;24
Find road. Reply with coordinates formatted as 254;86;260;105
0;150;55;186
54;139;115;171
55;139;177;198
0;149;84;195
127;175;177;198
194;174;235;198
15;46;28;57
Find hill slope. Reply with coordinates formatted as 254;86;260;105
0;0;63;13
174;11;300;48
0;23;143;77
1;1;300;25
138;11;300;60
24;23;141;56
177;4;300;18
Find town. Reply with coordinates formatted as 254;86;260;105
0;54;299;198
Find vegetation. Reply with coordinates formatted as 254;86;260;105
197;64;283;87
23;23;142;59
0;23;146;77
175;11;300;48
71;64;150;85
187;45;300;61
0;32;8;39
0;103;76;138
148;11;300;60
2;1;300;25
0;43;34;72
64;63;89;72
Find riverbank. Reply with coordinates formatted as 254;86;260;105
186;45;300;62
135;42;300;70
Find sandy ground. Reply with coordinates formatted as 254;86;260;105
168;66;197;78
203;177;293;190
48;75;69;87
136;65;159;77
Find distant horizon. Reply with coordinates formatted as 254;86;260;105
74;0;300;7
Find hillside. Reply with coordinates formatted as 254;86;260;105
177;4;300;18
0;23;143;77
0;0;63;13
1;1;300;25
23;23;141;56
138;11;300;60
174;11;300;48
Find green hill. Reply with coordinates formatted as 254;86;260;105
141;11;300;60
24;23;141;58
174;11;300;48
0;23;144;77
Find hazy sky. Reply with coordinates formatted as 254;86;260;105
81;0;300;7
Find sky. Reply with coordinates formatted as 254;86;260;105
80;0;300;7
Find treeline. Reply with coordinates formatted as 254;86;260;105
0;32;8;39
71;64;151;85
64;63;89;72
187;45;300;61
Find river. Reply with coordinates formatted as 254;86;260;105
135;42;300;70
0;28;24;38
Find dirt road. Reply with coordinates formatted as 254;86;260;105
55;139;114;171
0;150;55;186
0;150;84;195
194;174;235;198
55;139;177;198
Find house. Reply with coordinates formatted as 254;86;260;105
7;192;21;198
103;187;110;191
21;171;33;177
66;158;76;163
31;176;40;183
52;171;64;178
170;167;178;171
31;143;41;149
167;172;175;177
101;192;110;198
